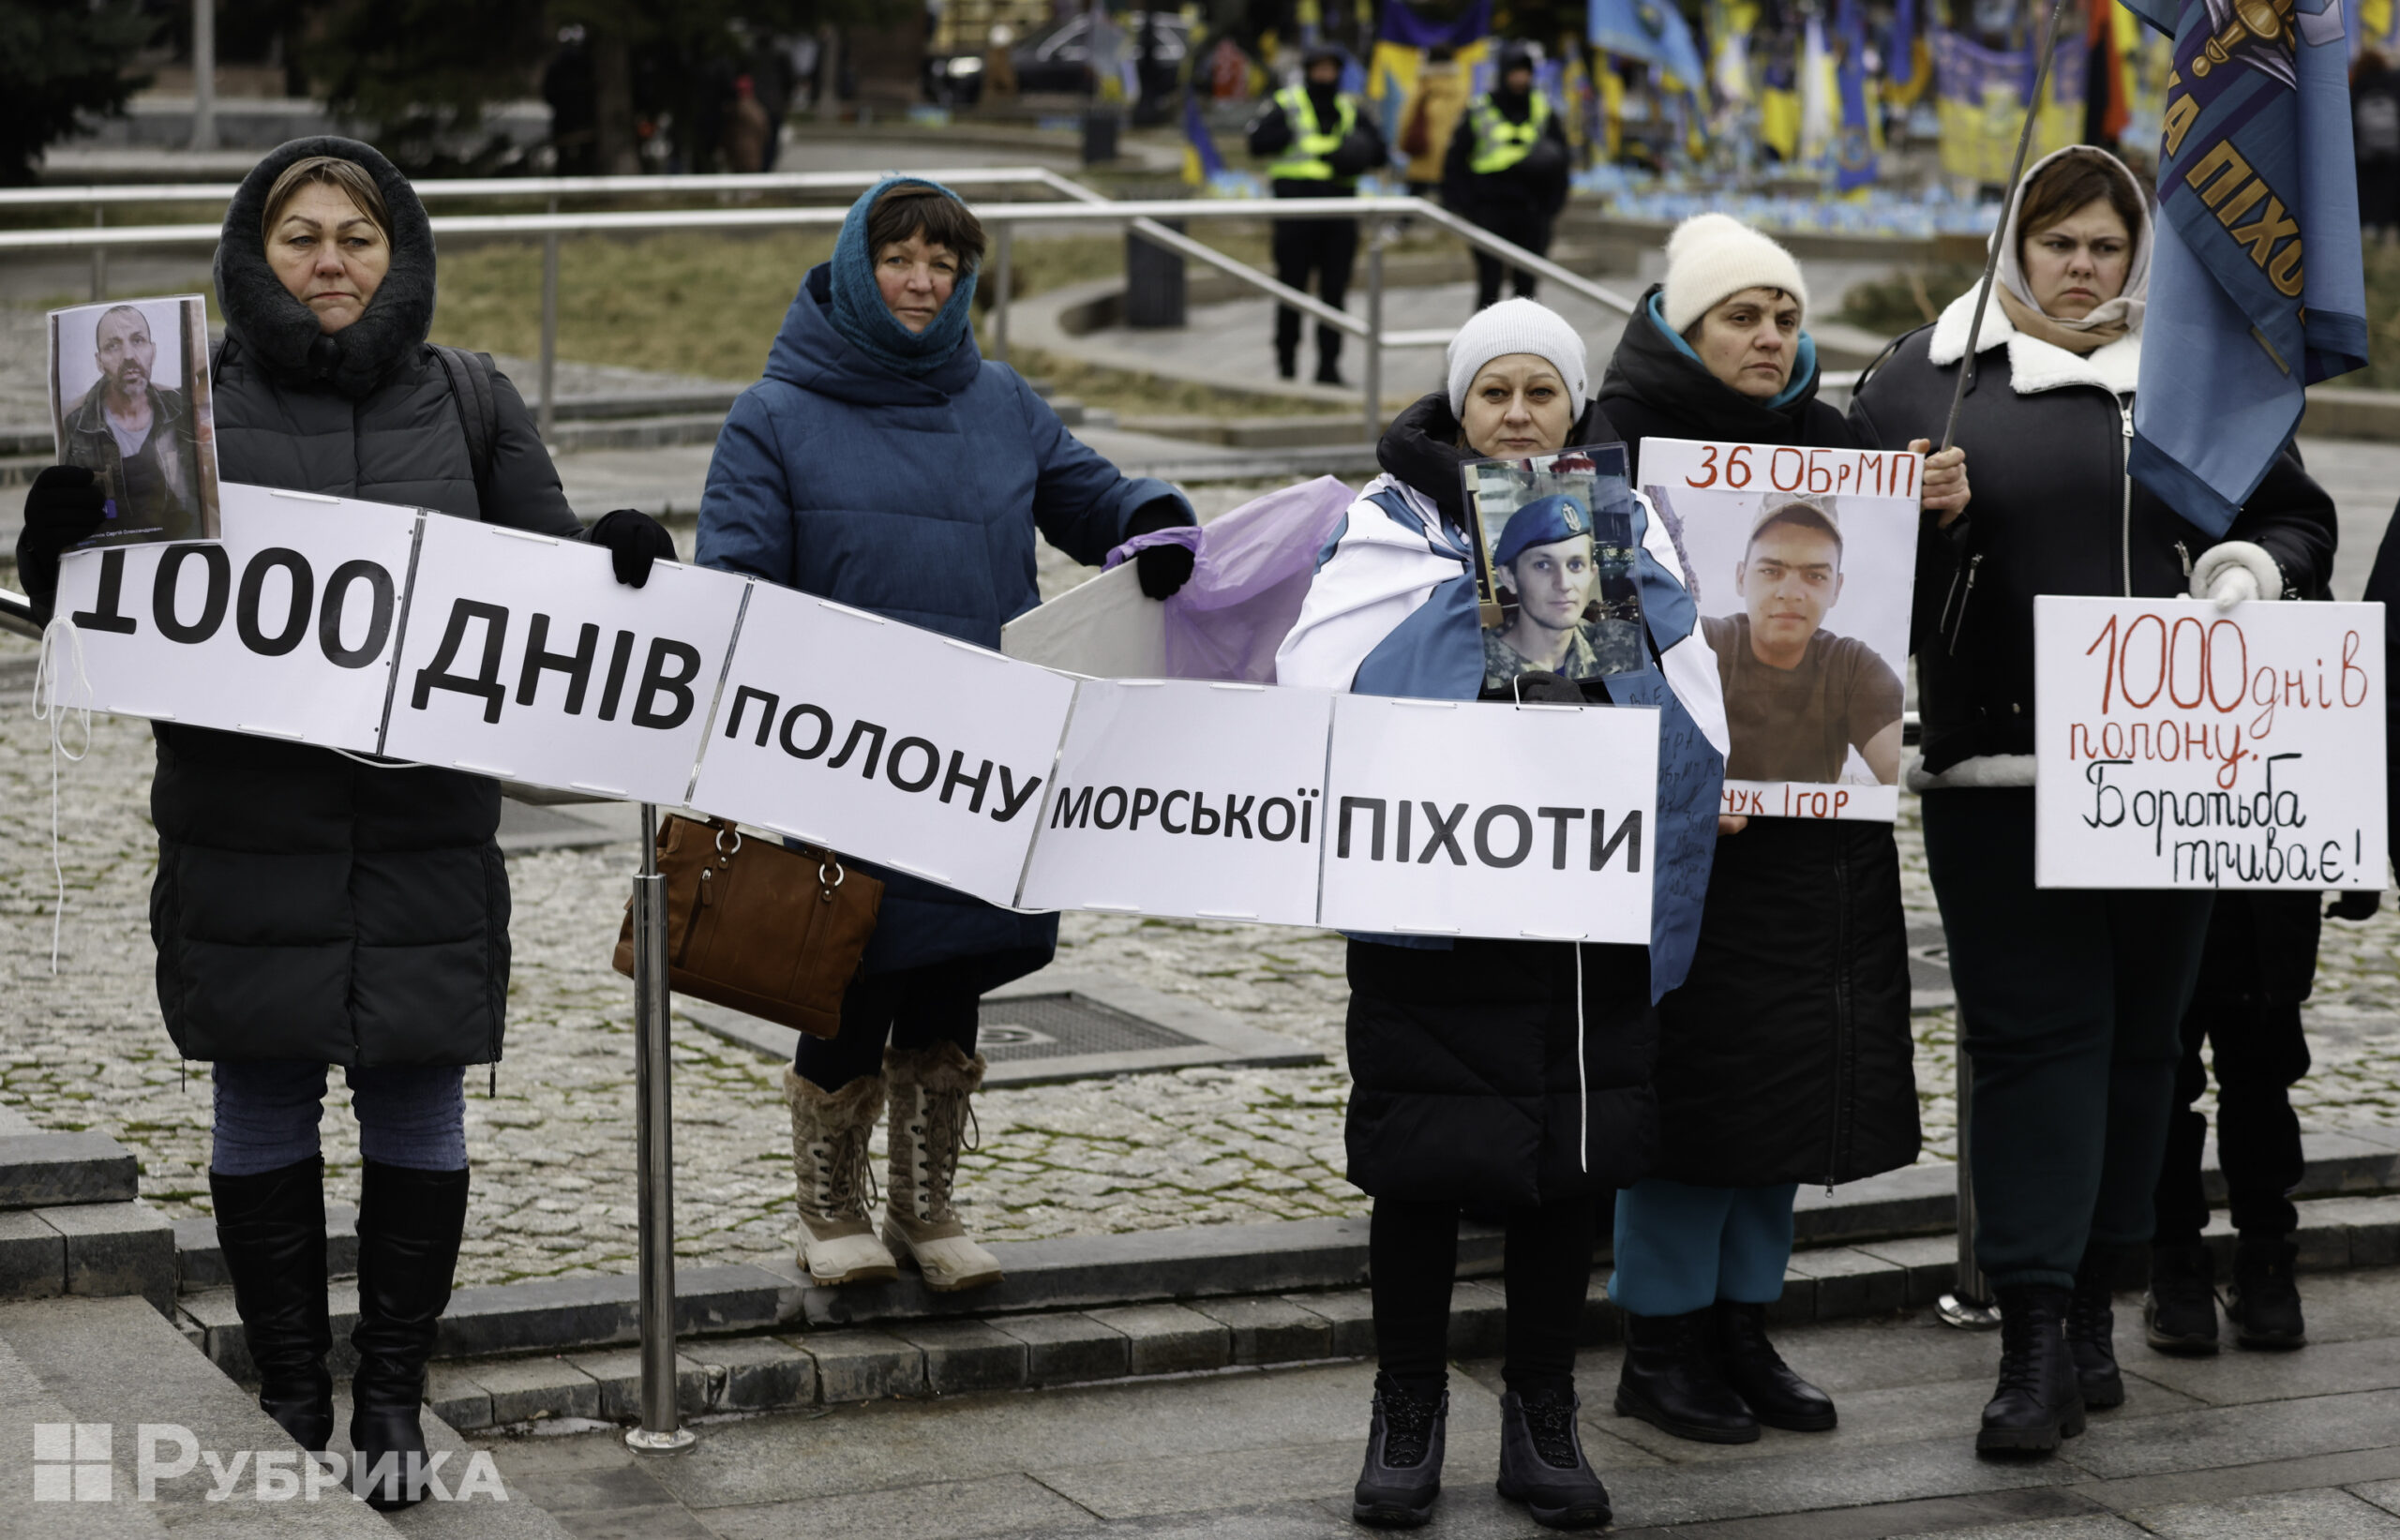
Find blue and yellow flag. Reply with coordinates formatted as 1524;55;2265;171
1832;0;1880;190
2122;0;2368;531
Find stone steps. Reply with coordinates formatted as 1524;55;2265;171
418;1190;2400;1435
0;1105;176;1315
0;1293;576;1533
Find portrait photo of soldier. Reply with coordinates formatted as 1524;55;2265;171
1478;491;1645;692
49;295;220;546
1697;496;1904;785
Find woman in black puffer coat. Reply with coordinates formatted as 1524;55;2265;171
14;138;672;1508
1596;215;1965;1448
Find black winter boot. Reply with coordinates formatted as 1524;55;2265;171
1976;1285;2086;1457
1613;1308;1759;1443
1315;353;1346;386
2227;1238;2306;1350
2066;1249;2125;1410
209;1159;334;1451
2143;1242;2220;1355
1715;1300;1836;1431
1351;1373;1446;1528
349;1161;471;1510
1276;342;1299;380
1496;1389;1611;1531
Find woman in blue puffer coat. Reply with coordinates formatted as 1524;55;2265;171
698;175;1195;1294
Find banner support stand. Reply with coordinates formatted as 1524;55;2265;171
625;802;697;1452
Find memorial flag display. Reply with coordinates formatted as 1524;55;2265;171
2034;595;2387;890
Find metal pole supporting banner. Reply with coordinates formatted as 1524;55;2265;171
539;194;561;444
1937;1029;2002;1330
625;805;696;1451
1363;230;1384;443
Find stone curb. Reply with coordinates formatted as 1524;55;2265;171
418;1195;2400;1432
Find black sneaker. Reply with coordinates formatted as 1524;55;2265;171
1352;1373;1446;1528
2066;1251;2125;1410
2143;1242;2220;1355
1497;1389;1611;1531
2227;1239;2306;1351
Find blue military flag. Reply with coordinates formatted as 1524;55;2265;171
1589;0;1709;90
2122;0;2368;534
1832;0;1879;190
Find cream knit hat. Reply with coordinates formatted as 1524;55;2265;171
1445;298;1589;419
1659;213;1810;335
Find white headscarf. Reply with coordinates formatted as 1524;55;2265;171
1991;143;2153;336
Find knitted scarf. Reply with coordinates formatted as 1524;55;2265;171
826;175;981;381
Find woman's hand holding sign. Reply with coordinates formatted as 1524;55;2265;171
1912;439;1970;528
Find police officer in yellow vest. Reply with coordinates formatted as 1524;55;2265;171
1443;42;1573;309
1246;45;1387;384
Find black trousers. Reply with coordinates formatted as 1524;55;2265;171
1370;1194;1598;1398
1271;216;1358;369
794;957;985;1092
2152;899;2314;1246
1465;204;1552;308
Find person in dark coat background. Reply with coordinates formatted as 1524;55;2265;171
698;176;1196;1299
1443;41;1571;309
1852;145;2338;1458
2354;50;2400;246
1597;213;1965;1445
14;138;675;1509
1247;44;1388;383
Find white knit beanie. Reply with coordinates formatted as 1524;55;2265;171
1445;298;1589;419
1659;213;1810;335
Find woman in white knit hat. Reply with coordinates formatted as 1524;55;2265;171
1279;296;1730;1532
1594;212;1969;1451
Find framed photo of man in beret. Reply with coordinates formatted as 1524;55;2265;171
1461;443;1645;694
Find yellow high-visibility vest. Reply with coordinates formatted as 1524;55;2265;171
1466;89;1551;174
1268;85;1358;181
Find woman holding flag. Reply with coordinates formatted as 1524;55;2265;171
1851;144;2337;1457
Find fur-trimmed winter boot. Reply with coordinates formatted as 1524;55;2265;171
782;1067;898;1286
881;1042;1003;1292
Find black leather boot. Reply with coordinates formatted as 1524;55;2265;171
1613;1308;1759;1443
2227;1238;2306;1350
2143;1242;2220;1355
210;1158;334;1450
349;1161;471;1510
2066;1249;2124;1409
1496;1388;1611;1531
1976;1285;2086;1457
1715;1300;1837;1431
1351;1372;1446;1528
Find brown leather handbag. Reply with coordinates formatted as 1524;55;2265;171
611;814;882;1039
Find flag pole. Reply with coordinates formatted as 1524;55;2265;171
1938;0;2078;452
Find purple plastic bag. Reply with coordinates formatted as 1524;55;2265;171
1104;476;1355;683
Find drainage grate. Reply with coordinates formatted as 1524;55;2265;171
977;994;1203;1061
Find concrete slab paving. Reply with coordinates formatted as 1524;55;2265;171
2128;1485;2400;1537
2054;1388;2400;1481
705;1473;1101;1540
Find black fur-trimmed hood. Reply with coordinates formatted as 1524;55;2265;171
214;137;436;399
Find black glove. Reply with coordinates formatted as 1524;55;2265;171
16;466;108;618
2328;890;2382;921
589;507;677;589
1123;502;1196;601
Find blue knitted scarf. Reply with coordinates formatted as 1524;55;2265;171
826;175;981;380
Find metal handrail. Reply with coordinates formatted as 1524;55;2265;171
0;165;1077;211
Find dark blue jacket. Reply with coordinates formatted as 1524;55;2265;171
698;262;1189;978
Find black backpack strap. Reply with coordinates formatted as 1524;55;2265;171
431;344;500;512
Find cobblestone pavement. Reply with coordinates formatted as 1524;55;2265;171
3;618;2398;1288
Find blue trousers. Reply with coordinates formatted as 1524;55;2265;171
1608;1179;1799;1317
211;1063;468;1176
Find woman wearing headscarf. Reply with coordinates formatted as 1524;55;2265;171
12;138;676;1508
1278;298;1729;1531
1594;214;1967;1445
1852;145;2336;1455
698;177;1196;1297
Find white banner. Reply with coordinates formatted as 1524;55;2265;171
2035;595;2389;890
1316;694;1659;943
1018;679;1335;924
381;515;749;804
52;483;418;751
687;580;1077;907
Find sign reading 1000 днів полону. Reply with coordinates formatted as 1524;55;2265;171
2033;595;2388;890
